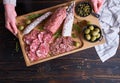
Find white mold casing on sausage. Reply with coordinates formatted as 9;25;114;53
62;2;75;37
23;12;52;35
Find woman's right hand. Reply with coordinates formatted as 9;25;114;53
91;0;104;13
4;4;18;36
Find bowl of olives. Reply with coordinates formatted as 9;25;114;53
75;2;92;17
83;24;103;42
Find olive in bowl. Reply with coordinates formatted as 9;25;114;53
75;2;92;17
83;24;103;42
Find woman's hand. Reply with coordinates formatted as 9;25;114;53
91;0;104;13
4;4;17;36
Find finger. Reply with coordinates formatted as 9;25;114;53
11;21;18;35
6;22;16;36
6;22;14;34
14;11;17;17
98;0;104;10
93;2;99;13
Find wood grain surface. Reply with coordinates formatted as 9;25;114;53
0;0;120;83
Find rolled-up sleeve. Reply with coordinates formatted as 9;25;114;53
3;0;16;6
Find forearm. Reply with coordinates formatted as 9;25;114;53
3;0;16;6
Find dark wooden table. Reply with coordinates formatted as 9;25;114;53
0;0;120;83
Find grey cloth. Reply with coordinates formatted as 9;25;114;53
3;0;16;6
95;0;120;62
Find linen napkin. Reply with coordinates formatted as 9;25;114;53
95;0;120;62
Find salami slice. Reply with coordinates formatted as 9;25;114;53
28;51;38;61
24;29;39;45
38;31;45;43
30;39;40;52
36;43;49;58
43;33;52;43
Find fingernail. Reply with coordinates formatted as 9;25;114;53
14;32;17;36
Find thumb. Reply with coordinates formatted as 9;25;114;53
98;0;104;11
93;2;99;13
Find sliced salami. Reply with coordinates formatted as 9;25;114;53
50;37;75;55
30;39;40;52
38;31;45;43
28;51;38;61
36;43;49;58
24;29;39;45
24;29;52;62
43;33;52;43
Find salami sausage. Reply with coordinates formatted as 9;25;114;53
23;12;52;35
62;2;75;36
44;7;67;34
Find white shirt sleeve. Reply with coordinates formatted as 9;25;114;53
3;0;16;6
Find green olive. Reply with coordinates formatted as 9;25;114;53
85;28;90;34
18;25;24;30
91;36;97;41
95;28;100;33
91;31;98;36
74;41;80;47
25;19;31;25
89;25;94;30
96;33;101;38
85;34;91;40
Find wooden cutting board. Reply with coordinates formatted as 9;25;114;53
16;0;105;66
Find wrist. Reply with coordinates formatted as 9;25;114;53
4;4;15;11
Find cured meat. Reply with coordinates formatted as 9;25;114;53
43;33;52;43
30;39;40;52
36;43;49;58
62;2;75;36
44;7;67;34
38;31;45;43
23;29;39;45
28;51;38;61
23;12;52;35
24;29;52;62
50;37;75;55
